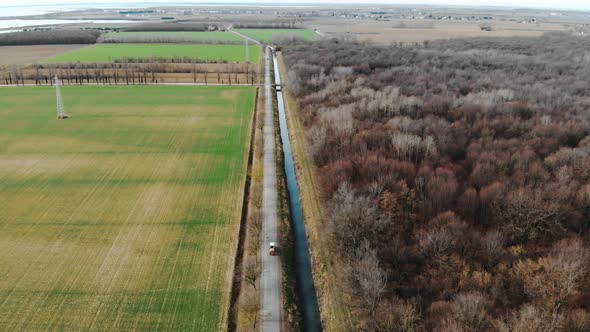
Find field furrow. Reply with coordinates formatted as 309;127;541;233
0;85;255;331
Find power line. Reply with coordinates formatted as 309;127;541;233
245;38;250;63
55;76;68;119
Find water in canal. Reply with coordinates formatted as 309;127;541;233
273;53;322;332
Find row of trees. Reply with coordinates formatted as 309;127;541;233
0;63;258;86
233;21;301;29
0;22;222;46
99;36;242;45
0;30;101;46
121;23;219;32
111;57;231;64
281;32;590;330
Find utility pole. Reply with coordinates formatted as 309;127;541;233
55;76;68;119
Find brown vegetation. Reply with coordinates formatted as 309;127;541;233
233;87;264;332
233;21;300;29
310;17;567;44
122;23;219;32
281;32;590;330
0;62;259;85
0;45;84;66
0;30;101;46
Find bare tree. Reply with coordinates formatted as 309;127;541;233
347;240;387;315
34;64;41;85
495;189;562;241
247;209;262;255
563;309;590;332
451;292;490;331
240;295;260;330
243;257;261;290
498;305;562;332
482;230;504;264
376;300;420;332
192;63;197;83
515;238;589;311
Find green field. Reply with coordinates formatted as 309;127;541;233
0;85;255;331
235;28;316;43
46;43;261;63
101;31;245;44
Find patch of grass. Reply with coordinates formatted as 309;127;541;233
0;85;255;331
46;43;261;63
101;31;245;44
235;29;316;43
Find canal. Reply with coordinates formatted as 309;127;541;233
272;51;322;332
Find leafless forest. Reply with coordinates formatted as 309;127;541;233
282;32;590;330
122;22;218;32
0;30;101;46
233;21;300;29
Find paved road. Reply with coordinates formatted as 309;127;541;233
261;46;281;332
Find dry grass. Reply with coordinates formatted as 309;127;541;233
311;18;568;43
234;86;263;332
0;45;85;66
0;85;255;331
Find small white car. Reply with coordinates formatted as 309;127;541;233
269;242;277;256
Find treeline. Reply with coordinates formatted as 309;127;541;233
112;57;228;64
99;36;241;45
122;23;219;32
1;62;257;85
233;21;300;29
282;32;590;330
0;30;101;46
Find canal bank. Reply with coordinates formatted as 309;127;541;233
272;50;322;332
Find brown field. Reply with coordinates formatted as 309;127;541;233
0;45;85;66
311;18;569;43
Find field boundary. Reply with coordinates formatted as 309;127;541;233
228;86;260;331
223;86;259;331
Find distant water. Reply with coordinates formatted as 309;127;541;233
0;3;321;18
0;4;152;18
0;2;321;31
0;29;22;34
0;5;85;18
0;19;141;30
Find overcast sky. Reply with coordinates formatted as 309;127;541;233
2;0;589;11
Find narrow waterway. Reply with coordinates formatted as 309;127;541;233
272;52;322;331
